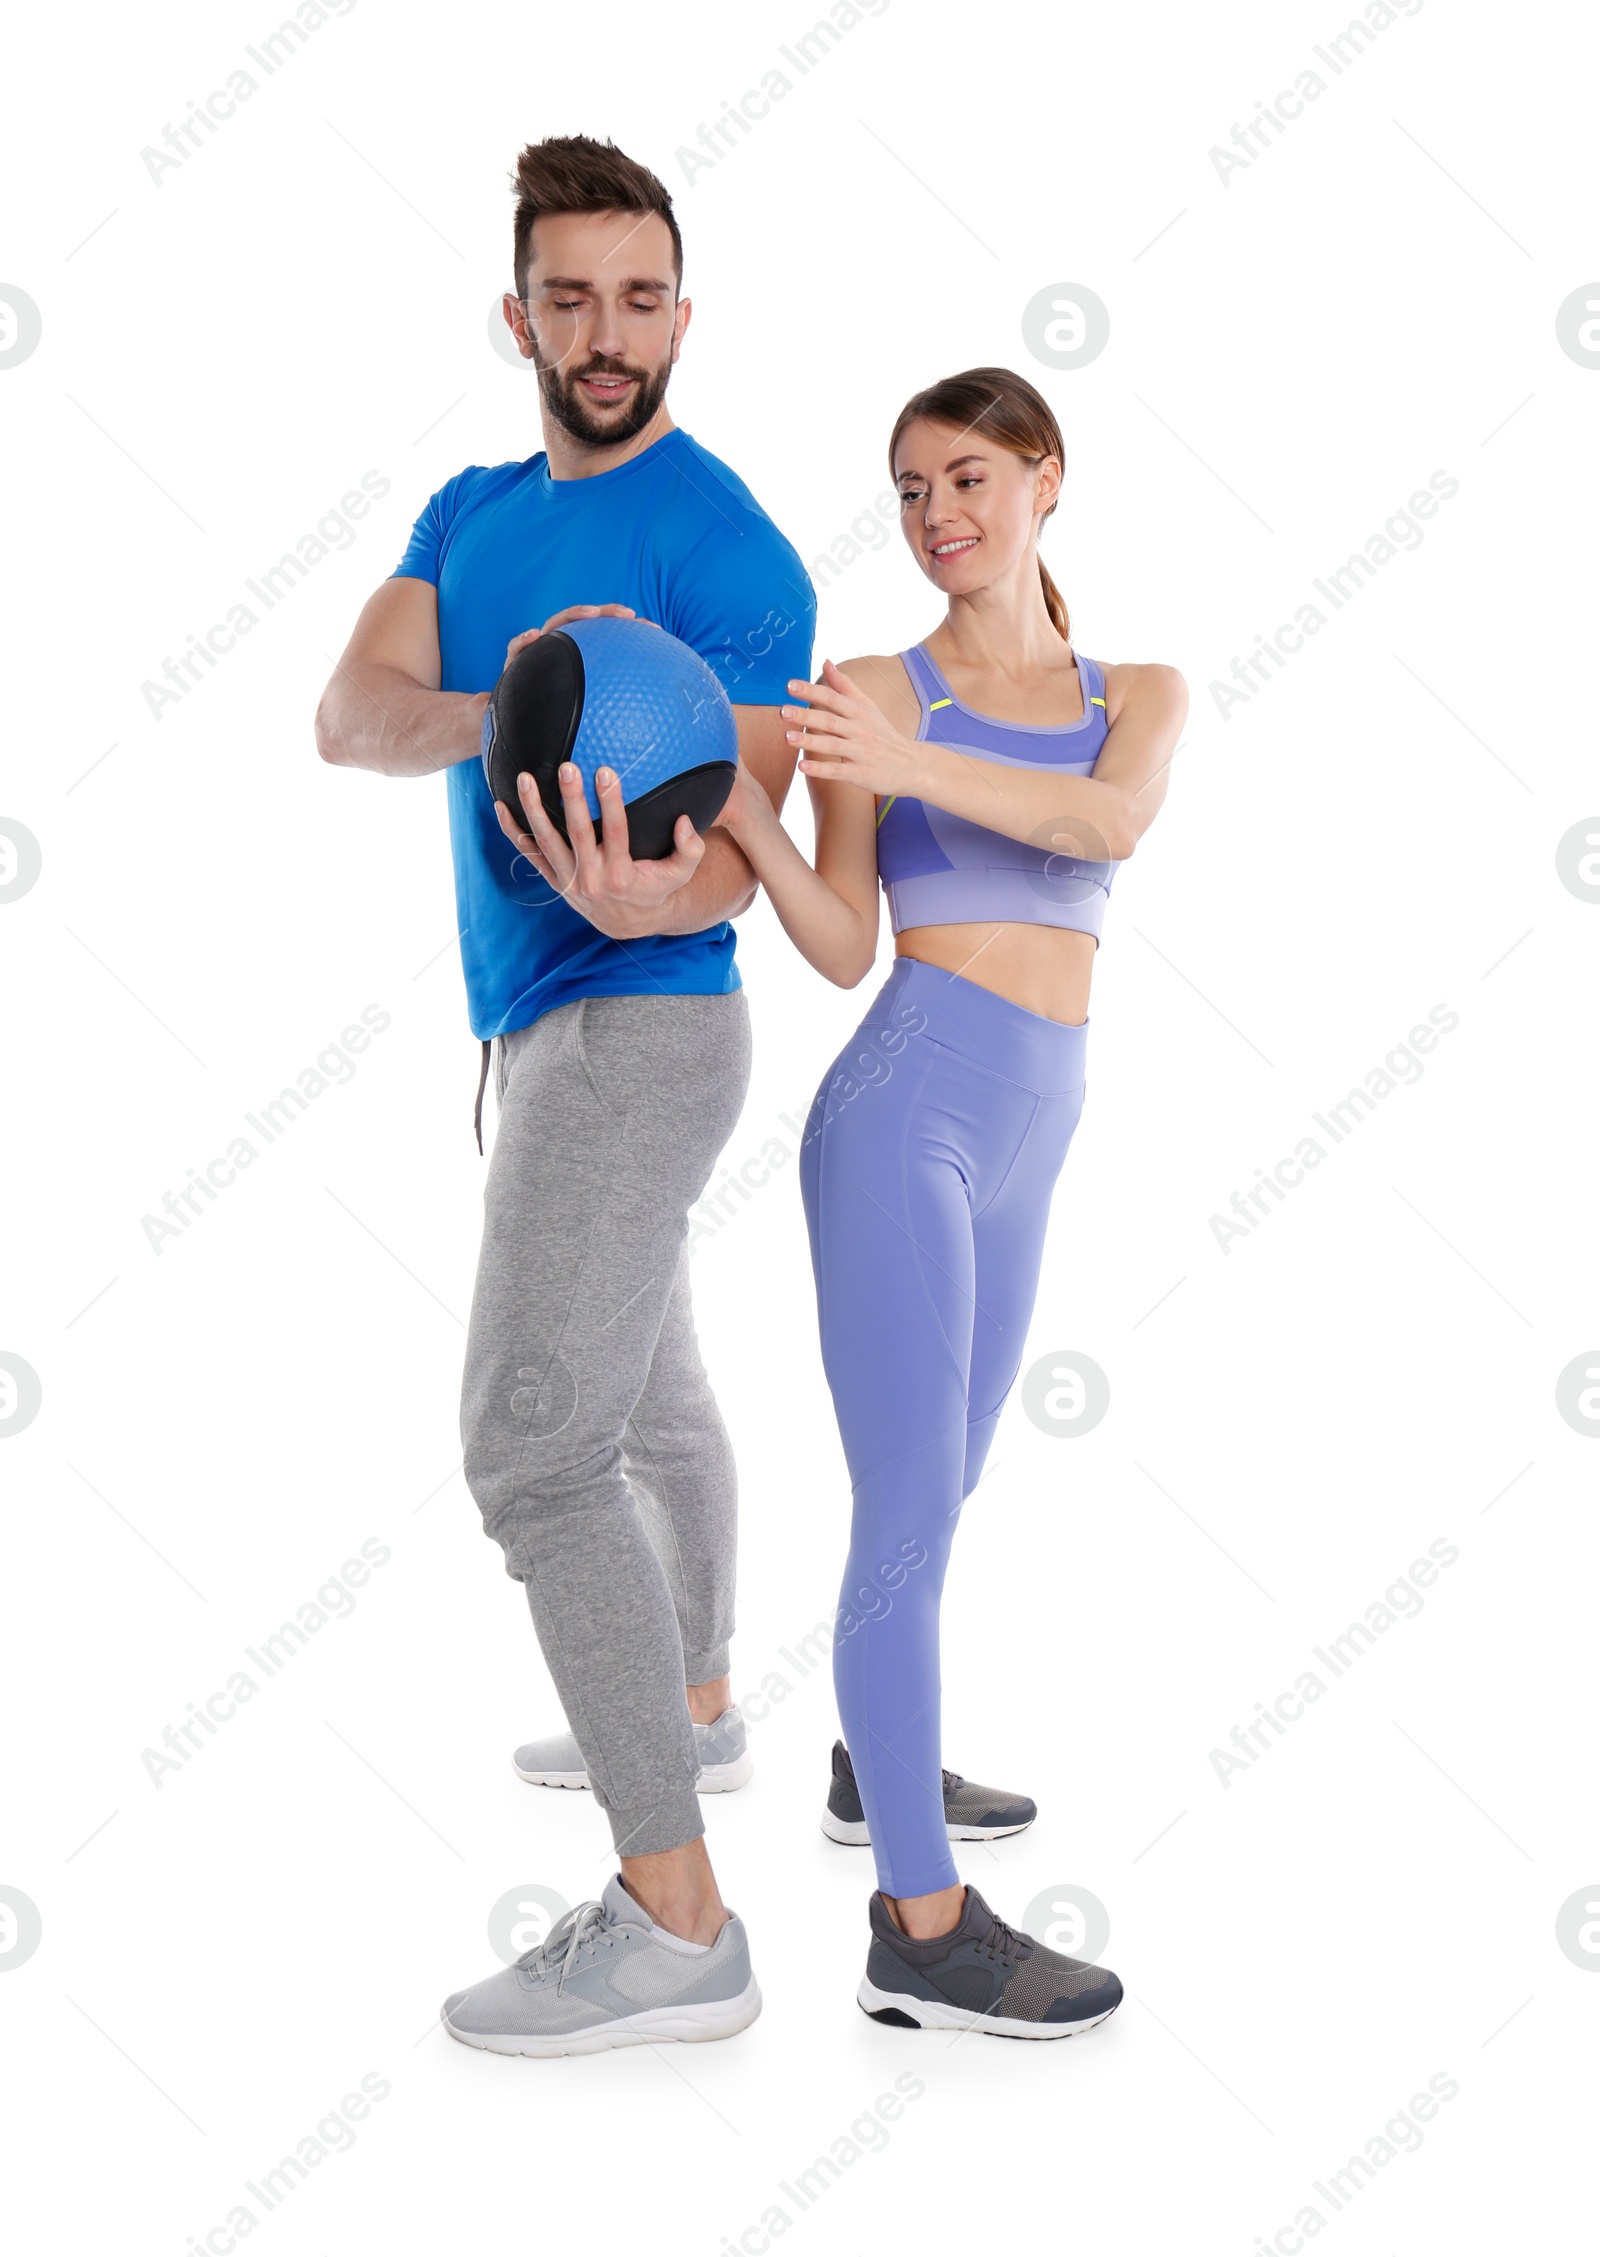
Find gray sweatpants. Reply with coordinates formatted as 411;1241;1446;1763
460;989;751;1859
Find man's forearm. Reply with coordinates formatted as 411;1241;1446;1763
316;661;488;778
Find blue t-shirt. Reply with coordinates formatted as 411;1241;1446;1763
393;428;815;1038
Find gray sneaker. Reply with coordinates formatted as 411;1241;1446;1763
440;1874;762;2058
858;1886;1121;2041
513;1706;753;1793
821;1739;1036;1845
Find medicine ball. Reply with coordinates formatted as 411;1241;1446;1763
481;616;738;861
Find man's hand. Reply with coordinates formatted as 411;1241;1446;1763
491;602;692;939
501;601;657;671
496;760;706;940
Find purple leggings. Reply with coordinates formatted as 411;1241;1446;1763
799;957;1087;1897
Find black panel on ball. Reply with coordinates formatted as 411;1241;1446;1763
484;632;586;838
621;762;738;860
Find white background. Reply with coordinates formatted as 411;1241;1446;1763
2;0;1597;2250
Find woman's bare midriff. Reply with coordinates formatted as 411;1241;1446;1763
895;922;1094;1026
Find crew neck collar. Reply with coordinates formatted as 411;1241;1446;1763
536;426;685;495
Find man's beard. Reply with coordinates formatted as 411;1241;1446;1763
534;348;673;447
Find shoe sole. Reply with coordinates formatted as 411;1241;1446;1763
856;1974;1119;2041
513;1751;755;1794
441;1973;763;2058
820;1807;1034;1847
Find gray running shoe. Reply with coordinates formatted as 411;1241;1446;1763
858;1886;1121;2041
440;1874;761;2059
821;1739;1036;1845
513;1706;753;1793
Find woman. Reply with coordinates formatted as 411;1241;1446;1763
720;367;1186;2039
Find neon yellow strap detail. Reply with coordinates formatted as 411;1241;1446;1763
1090;695;1106;706
876;796;897;826
928;696;952;710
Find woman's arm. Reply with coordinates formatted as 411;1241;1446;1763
718;663;889;987
718;763;880;986
787;658;1188;863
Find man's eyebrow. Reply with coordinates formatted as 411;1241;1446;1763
535;274;674;293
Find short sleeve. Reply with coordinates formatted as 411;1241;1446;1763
391;468;479;585
664;520;816;708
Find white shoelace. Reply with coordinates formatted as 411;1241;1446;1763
518;1900;612;1988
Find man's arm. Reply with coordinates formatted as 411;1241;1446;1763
494;700;796;939
315;578;482;776
319;573;799;940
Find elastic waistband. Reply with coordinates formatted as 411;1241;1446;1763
860;957;1088;1095
885;868;1108;945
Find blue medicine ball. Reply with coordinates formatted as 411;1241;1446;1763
481;615;738;861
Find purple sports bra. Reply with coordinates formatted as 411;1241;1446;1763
876;642;1114;941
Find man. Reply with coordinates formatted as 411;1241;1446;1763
316;135;814;2055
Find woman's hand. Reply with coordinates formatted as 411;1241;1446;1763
717;756;777;839
784;660;931;798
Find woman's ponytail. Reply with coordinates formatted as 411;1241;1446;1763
1038;558;1070;643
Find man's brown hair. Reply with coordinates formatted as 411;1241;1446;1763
511;135;683;301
